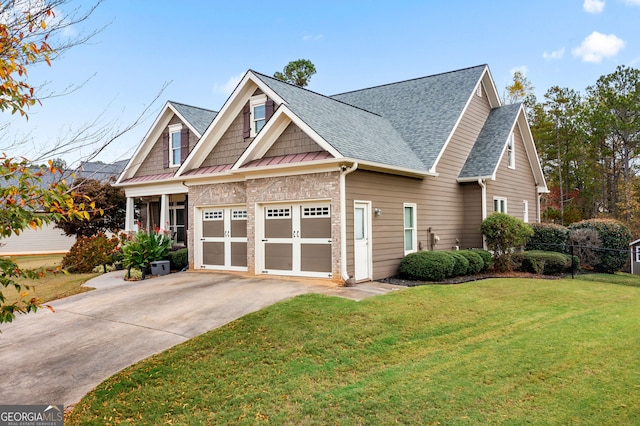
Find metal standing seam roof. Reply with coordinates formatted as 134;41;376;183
168;101;218;136
458;103;522;179
252;72;426;172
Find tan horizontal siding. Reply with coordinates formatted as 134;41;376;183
486;124;538;222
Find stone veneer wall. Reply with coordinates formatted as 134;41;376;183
188;171;342;281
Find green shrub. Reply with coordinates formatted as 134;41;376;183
481;213;533;272
458;250;484;275
62;232;119;273
168;248;188;271
568;219;631;273
473;249;493;272
448;252;469;277
121;230;171;279
526;223;568;253
521;250;570;275
398;251;455;282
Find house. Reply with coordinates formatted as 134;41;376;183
0;160;127;255
629;239;640;274
115;65;548;282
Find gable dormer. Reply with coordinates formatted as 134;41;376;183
244;90;276;138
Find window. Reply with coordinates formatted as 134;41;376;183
204;210;223;221
232;210;247;220
303;205;330;218
404;203;417;254
493;197;507;213
169;124;182;167
250;95;267;136
636;246;640;263
266;207;291;218
507;133;515;169
476;84;482;97
523;200;529;223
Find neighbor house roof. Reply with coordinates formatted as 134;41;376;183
168;101;217;136
458;103;521;179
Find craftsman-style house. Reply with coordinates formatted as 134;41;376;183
115;65;547;282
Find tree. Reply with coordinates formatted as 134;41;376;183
0;0;101;117
55;177;126;237
480;213;533;272
0;158;95;323
273;59;316;87
503;70;537;113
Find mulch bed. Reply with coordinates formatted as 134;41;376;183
378;271;565;287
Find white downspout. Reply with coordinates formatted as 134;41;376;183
340;162;358;282
479;179;487;249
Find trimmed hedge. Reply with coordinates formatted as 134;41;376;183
526;223;568;253
568;219;631;273
458;250;484;275
473;249;493;272
168;248;188;271
449;252;469;277
398;251;455;281
520;250;572;275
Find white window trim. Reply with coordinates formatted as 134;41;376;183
523;200;529;223
250;94;267;137
507;132;515;169
168;124;182;167
493;197;507;213
403;203;417;255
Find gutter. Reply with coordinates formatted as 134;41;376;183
340;162;358;282
478;178;487;250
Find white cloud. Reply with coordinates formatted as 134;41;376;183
510;65;528;77
543;47;565;60
213;73;244;96
572;31;625;63
584;0;605;13
302;34;324;41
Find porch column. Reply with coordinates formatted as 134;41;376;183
159;194;170;232
125;197;135;233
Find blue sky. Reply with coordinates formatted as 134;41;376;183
4;0;640;166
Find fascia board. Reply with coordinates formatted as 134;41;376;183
122;181;187;198
177;71;287;176
233;105;342;170
431;66;491;175
168;103;202;138
116;102;173;184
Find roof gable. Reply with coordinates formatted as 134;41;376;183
169;101;217;136
331;65;489;172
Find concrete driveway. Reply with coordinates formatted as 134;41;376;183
0;271;400;407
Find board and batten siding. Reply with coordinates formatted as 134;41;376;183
485;124;538;222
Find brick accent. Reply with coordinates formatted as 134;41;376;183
187;171;343;282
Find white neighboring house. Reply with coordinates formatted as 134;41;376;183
0;160;128;256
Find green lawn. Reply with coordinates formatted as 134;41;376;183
68;274;640;425
2;254;97;305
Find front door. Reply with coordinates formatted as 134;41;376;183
199;207;247;271
354;202;371;281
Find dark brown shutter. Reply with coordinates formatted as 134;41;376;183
184;195;188;246
265;98;274;121
242;103;250;138
162;131;169;169
180;128;189;163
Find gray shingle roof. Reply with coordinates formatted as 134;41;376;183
169;101;217;136
458;103;521;179
253;72;425;171
331;65;486;171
